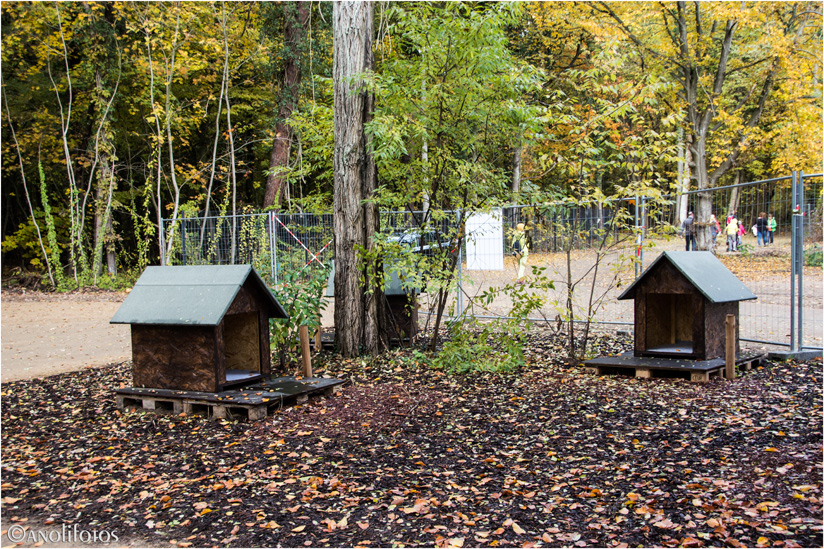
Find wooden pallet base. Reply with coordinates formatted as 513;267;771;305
115;376;345;421
584;352;766;382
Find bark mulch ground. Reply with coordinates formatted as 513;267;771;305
1;332;821;548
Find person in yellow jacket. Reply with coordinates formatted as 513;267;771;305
511;223;529;282
725;215;739;252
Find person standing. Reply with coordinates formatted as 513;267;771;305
737;218;745;248
726;215;739;252
755;212;769;247
768;213;777;244
681;212;695;251
511;222;529;283
710;214;720;253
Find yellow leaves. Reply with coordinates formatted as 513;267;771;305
764;447;779;452
756;501;779;512
291;525;305;533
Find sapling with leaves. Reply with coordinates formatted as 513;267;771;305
366;2;547;353
270;264;330;371
430;266;555;374
527;193;662;362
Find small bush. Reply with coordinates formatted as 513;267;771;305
804;245;822;267
430;267;553;374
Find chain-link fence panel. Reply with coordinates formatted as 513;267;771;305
799;174;823;352
161;171;821;352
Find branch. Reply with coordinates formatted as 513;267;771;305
592;2;679;68
1;79;55;287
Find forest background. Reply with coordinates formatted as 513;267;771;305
1;1;822;290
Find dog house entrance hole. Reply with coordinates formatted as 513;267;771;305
223;312;263;387
646;294;694;355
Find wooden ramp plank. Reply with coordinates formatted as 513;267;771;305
115;376;346;421
584;352;766;382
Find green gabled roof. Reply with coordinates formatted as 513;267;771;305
618;251;757;303
111;265;287;326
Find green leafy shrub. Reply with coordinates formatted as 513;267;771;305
431;267;554;374
804;245;822;267
269;264;331;368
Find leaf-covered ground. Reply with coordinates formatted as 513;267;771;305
1;333;822;548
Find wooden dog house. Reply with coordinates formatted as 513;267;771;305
617;251;756;361
111;265;287;393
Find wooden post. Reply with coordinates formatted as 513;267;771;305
299;325;312;377
314;315;322;350
725;314;735;380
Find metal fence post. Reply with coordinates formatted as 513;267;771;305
640;196;646;273
456;209;463;318
790;171;799;352
634;196;641;279
272;212;279;285
269;211;276;284
160;217;166;266
180;212;187;266
797;171;805;350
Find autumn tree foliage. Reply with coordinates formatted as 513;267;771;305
1;1;820;287
586;1;823;249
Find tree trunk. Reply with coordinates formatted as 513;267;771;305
676;128;691;224
333;1;385;357
105;214;116;276
264;1;310;210
727;171;742;218
512;143;522;194
691;129;714;251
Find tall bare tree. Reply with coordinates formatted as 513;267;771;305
332;1;385;356
264;1;310;210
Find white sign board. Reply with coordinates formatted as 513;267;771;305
465;209;504;271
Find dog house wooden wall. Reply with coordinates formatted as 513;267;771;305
111;265;287;393
618;251;756;361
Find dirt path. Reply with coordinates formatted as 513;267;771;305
1;290;131;383
1;236;820;385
